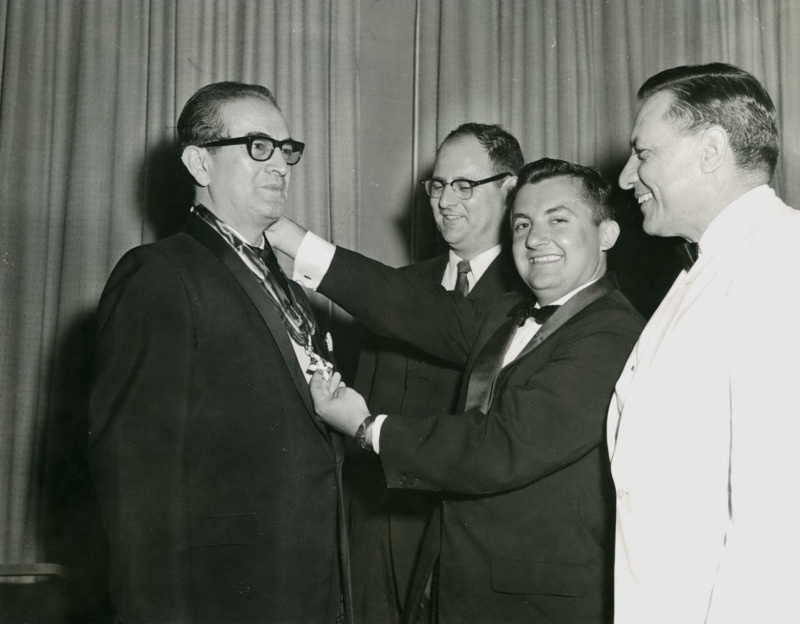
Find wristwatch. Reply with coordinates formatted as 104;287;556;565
354;414;377;451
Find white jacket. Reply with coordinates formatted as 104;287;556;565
609;185;800;624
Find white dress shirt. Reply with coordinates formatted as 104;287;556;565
440;245;502;291
608;185;800;624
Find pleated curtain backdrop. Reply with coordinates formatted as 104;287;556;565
0;0;359;567
1;0;798;582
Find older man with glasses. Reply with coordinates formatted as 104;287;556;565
88;82;350;624
348;123;527;624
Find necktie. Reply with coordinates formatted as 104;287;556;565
508;300;560;326
256;243;294;302
455;260;471;297
677;241;700;271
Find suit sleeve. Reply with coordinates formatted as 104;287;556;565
379;306;641;495
88;248;193;621
318;247;490;367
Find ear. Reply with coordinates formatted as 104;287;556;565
699;126;727;174
501;175;518;196
599;219;621;252
181;145;212;187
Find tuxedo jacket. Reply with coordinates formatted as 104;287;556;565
348;251;525;622
88;214;350;624
320;247;644;624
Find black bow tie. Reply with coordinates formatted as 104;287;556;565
509;301;560;326
677;241;700;271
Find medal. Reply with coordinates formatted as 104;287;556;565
305;338;333;380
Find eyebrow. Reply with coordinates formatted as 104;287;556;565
512;205;576;220
545;205;575;216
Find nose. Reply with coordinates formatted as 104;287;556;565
437;184;459;209
266;148;290;176
525;224;548;249
618;152;638;190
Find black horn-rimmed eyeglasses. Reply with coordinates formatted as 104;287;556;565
420;172;511;200
200;134;305;165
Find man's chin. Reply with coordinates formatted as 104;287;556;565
260;202;286;219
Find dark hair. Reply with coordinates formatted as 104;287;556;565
507;158;614;225
177;82;279;151
639;63;778;177
441;122;524;175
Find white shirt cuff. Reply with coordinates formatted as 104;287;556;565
293;231;336;290
372;414;388;454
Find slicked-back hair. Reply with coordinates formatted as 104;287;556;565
441;122;524;175
639;63;778;177
507;158;614;225
177;82;279;151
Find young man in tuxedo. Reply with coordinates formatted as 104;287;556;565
270;158;644;624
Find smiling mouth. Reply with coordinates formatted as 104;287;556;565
636;192;653;205
442;215;465;222
529;254;562;264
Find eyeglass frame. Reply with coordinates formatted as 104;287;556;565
199;133;305;165
419;171;512;200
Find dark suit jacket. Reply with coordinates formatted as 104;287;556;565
349;251;525;622
320;247;644;624
88;214;350;624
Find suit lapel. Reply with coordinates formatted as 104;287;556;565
418;254;449;284
464;273;619;413
511;273;618;364
185;216;329;439
467;248;522;299
463;319;518;412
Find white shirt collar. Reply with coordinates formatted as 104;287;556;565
442;245;503;290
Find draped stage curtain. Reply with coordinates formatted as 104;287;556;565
0;0;796;603
413;0;799;205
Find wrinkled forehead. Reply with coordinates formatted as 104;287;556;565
511;177;594;220
219;97;290;139
432;135;493;178
631;91;678;140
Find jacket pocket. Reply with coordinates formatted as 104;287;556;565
490;559;588;597
190;512;259;548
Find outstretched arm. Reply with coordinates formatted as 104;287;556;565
268;221;490;366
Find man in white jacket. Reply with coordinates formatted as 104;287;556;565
608;62;800;624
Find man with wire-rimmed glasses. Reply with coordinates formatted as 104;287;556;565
88;82;350;624
348;123;527;624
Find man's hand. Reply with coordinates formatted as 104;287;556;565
310;371;370;437
265;216;307;259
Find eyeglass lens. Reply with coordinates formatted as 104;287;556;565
250;137;303;164
424;179;477;199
